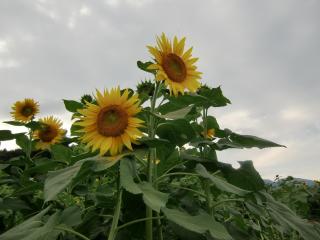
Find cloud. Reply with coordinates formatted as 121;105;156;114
0;0;319;179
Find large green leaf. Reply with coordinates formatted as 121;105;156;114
44;162;83;202
51;144;72;162
0;206;50;240
140;137;175;162
156;119;196;146
139;182;168;213
198;86;231;108
157;149;181;176
158;105;194;120
228;133;285;149
219;161;265;191
3;121;25;126
196;164;250;196
0;130;17;141
162;208;232;240
158;94;207;114
63;99;84;113
120;158;141;195
120;158;168;212
15;134;29;152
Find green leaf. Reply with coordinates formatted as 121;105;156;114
229;133;285;149
44;161;83;202
120;158;142;195
0;198;31;210
196;164;250;196
140;137;175;162
0;130;16;141
25;121;42;130
51;144;72;162
137;60;156;74
156;119;196;146
63;99;84;113
162;208;232;240
3;121;25;126
157;149;181;176
158;94;207;114
159;105;194;120
120;158;168;212
0;206;50;240
15;134;29;152
139;182;168;213
206;116;220;130
198;86;231;108
60;206;82;227
262;192;320;239
25;212;61;240
219;161;265;191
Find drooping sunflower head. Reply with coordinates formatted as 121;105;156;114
147;33;202;96
33;116;66;150
11;98;39;122
76;87;144;156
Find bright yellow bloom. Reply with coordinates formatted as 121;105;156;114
202;128;215;139
33;116;66;150
11;98;39;122
147;33;202;96
76;87;144;156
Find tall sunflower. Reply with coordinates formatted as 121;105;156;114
11;98;39;122
77;87;144;156
147;33;202;96
33;116;66;150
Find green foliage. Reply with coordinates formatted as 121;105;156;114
0;60;318;240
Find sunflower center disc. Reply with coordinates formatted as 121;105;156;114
21;106;34;117
39;125;58;142
162;53;187;83
97;105;128;137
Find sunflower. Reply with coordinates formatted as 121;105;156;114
11;98;39;122
202;128;215;139
147;33;202;96
33;116;66;150
76;87;144;156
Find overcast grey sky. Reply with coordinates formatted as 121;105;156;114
0;0;319;180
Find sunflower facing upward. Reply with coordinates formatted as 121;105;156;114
76;87;144;156
11;98;39;122
147;33;202;96
33;116;66;150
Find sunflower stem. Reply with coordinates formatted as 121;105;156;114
201;107;213;216
146;81;161;240
107;168;123;240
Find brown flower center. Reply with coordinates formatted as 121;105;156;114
97;105;128;137
39;125;58;142
21;105;35;117
162;53;187;83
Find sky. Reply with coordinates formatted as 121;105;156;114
0;0;319;180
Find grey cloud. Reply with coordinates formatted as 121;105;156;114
0;0;319;179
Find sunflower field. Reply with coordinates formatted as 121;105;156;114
0;33;319;240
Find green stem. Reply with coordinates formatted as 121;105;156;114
117;216;164;231
107;176;123;240
160;160;189;176
146;81;160;240
54;226;90;240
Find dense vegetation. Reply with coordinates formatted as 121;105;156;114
0;34;319;240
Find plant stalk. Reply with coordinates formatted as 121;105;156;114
107;173;123;240
146;81;160;240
